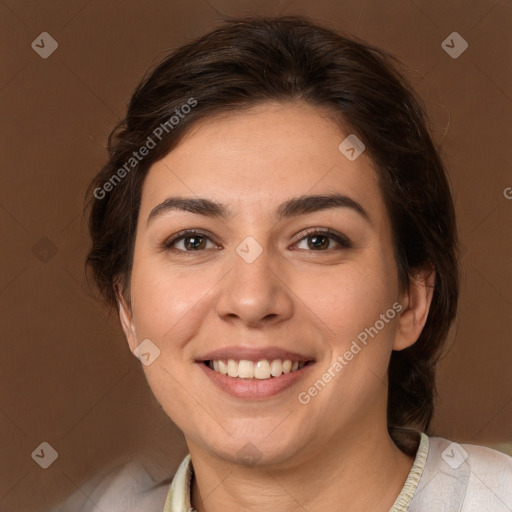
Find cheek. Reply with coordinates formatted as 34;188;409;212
129;257;215;341
296;256;396;337
128;261;216;428
299;249;398;400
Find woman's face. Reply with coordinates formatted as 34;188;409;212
120;101;409;466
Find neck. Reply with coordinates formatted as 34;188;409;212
187;425;415;512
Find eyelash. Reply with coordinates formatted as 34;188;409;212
161;227;352;254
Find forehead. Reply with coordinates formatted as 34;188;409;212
139;101;384;221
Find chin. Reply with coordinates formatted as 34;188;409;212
201;430;306;468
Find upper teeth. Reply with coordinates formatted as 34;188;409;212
208;359;306;379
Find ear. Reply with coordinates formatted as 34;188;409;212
115;284;138;353
393;266;435;351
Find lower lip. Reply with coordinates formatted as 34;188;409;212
198;362;316;399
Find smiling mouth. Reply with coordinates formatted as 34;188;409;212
203;359;315;379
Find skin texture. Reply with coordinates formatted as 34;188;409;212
118;101;435;511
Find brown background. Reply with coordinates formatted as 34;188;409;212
1;0;511;510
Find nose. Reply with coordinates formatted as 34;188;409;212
215;243;294;328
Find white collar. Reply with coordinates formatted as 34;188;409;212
162;432;430;512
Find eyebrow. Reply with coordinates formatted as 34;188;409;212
147;193;370;225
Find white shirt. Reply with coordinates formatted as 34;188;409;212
53;432;512;511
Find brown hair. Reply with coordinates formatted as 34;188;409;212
85;15;459;432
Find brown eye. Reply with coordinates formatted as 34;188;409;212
309;234;330;250
182;235;207;250
163;230;217;252
294;229;352;251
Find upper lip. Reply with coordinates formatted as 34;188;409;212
197;346;316;363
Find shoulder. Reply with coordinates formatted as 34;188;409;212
410;435;512;512
51;459;171;512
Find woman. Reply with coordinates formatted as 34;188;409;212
85;16;512;512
